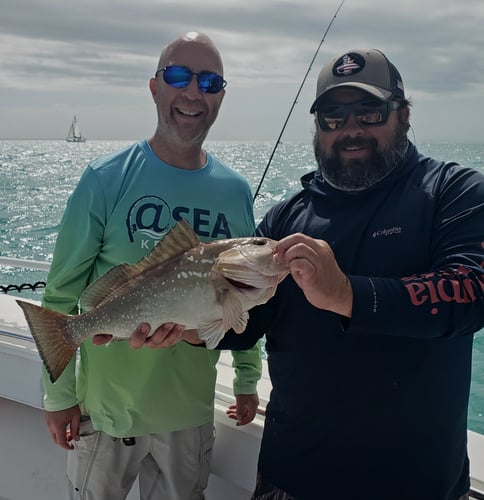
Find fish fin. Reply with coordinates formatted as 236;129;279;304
231;311;249;333
197;320;226;349
131;218;200;274
80;219;200;310
80;263;133;311
220;290;249;333
197;287;249;348
16;300;79;383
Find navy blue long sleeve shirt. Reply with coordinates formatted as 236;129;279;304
218;143;484;500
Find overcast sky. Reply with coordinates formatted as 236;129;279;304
1;0;484;143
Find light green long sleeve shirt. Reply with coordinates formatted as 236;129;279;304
42;140;261;437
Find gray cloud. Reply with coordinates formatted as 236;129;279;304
1;0;483;141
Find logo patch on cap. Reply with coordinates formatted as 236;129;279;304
333;53;365;77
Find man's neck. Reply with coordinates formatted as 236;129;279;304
148;136;206;171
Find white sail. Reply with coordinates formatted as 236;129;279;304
66;115;86;143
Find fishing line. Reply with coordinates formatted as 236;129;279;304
253;0;345;202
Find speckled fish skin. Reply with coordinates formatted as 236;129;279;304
16;219;289;382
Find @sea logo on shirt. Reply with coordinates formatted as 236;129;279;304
126;195;172;244
126;195;234;249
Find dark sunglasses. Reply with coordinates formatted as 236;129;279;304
155;65;227;94
315;100;401;132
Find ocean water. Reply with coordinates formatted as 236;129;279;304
0;139;483;434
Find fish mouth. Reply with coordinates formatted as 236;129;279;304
226;278;254;289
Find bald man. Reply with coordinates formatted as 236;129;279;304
41;32;261;500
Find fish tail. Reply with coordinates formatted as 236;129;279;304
16;300;79;383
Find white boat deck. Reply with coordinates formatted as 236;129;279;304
0;292;483;499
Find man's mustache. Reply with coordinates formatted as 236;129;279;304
335;137;378;151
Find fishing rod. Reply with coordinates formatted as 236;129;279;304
252;0;345;202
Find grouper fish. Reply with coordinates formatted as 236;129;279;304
16;219;289;383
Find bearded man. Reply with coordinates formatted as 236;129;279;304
214;48;484;500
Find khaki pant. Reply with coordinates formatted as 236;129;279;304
67;417;214;500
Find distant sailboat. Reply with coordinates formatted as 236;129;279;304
66;115;86;143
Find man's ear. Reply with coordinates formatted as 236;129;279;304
401;105;410;123
149;78;157;100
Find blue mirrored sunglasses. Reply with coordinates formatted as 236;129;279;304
316;100;401;132
155;65;227;94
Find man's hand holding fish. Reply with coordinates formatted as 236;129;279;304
92;322;191;348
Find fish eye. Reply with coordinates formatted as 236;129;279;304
252;239;268;246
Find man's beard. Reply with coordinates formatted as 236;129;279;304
314;121;409;192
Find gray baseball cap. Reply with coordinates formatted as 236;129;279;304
310;49;405;113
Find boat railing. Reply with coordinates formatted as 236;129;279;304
0;257;51;272
0;256;49;295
